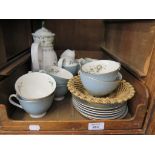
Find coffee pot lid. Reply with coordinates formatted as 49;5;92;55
32;21;55;37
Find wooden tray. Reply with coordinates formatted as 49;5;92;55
0;70;149;134
0;50;149;134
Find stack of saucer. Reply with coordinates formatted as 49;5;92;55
67;75;135;120
72;95;128;120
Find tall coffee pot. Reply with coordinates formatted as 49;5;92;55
31;24;57;71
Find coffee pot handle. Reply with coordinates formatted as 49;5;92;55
9;94;23;109
31;43;40;71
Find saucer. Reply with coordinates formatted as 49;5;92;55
72;97;127;114
72;100;128;120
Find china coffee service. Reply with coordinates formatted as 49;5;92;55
9;25;135;119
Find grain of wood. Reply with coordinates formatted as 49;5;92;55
104;21;155;77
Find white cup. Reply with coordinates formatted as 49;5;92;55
60;49;75;60
9;72;56;118
15;72;56;100
58;57;74;68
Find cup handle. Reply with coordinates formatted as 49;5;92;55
9;94;23;109
58;58;64;68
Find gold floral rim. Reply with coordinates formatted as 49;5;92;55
67;76;135;104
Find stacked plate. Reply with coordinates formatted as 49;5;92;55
68;76;135;120
72;95;128;120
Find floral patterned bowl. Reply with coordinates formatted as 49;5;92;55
45;66;73;85
80;71;122;97
81;60;121;81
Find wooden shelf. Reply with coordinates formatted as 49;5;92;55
0;50;30;77
101;45;146;79
102;21;155;78
0;50;149;134
0;70;149;134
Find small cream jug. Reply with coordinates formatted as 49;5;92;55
31;24;57;71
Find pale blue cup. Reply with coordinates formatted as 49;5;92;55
54;84;68;101
76;58;98;71
80;71;122;97
81;60;121;81
9;72;56;118
62;63;78;75
40;66;73;85
9;93;54;118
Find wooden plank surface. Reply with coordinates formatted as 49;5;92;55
145;45;155;98
0;129;145;135
0;52;30;76
0;25;7;68
104;21;155;77
32;19;104;51
1;20;31;60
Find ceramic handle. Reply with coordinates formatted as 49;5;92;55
58;58;65;68
31;43;40;71
9;94;23;109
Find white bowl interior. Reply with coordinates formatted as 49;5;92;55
15;72;56;99
82;60;120;74
48;66;73;79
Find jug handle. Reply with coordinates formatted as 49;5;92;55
31;43;40;71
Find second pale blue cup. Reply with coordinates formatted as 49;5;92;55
80;71;122;97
